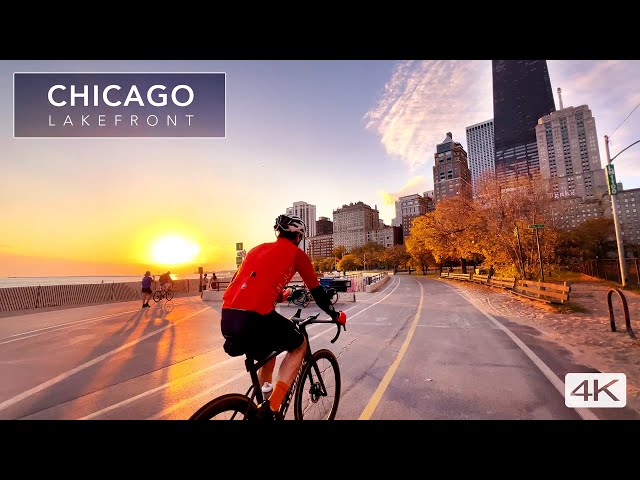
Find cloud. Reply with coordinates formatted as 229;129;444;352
376;175;429;222
364;60;493;174
377;175;427;204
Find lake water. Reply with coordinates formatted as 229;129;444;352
0;271;236;288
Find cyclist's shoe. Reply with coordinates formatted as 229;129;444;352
256;400;275;420
261;382;273;399
255;400;284;421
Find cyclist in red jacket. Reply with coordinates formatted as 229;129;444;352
221;214;347;419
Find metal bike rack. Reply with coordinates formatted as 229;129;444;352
607;288;636;339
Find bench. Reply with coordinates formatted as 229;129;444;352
488;276;516;289
473;274;490;284
450;273;472;281
511;280;571;304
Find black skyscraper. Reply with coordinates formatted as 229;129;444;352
492;60;556;185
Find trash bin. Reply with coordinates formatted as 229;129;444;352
331;279;351;292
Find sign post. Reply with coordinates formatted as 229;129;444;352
606;164;618;195
528;224;545;282
236;242;246;268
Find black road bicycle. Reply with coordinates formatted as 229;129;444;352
289;285;338;308
189;309;345;420
152;286;174;303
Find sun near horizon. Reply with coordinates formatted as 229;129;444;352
149;235;201;266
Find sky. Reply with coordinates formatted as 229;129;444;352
1;60;639;276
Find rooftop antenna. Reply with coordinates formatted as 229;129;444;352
557;87;564;110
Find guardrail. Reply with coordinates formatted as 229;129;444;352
0;279;204;313
511;280;571;304
438;272;572;305
364;272;388;286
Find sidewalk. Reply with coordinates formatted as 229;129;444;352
439;275;640;414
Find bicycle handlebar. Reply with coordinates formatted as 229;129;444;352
290;309;346;344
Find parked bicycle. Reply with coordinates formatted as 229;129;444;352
289;285;312;307
152;286;174;303
188;308;345;420
288;285;338;308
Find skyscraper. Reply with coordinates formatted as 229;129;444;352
432;132;472;203
399;193;430;238
316;216;333;235
536;102;609;230
536;104;606;200
492;60;556;186
286;201;316;237
465;119;495;196
332;201;380;251
286;201;316;255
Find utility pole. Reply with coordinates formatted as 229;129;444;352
605;135;628;287
514;225;526;278
534;228;544;282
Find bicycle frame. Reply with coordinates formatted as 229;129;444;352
243;310;341;419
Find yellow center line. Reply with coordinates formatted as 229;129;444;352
358;278;424;420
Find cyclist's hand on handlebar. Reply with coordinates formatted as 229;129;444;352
279;287;293;303
334;311;347;327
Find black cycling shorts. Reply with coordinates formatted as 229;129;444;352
220;308;304;360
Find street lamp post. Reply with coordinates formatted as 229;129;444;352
604;135;640;287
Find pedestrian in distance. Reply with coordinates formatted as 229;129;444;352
141;271;154;308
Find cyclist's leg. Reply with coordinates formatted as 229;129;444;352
258;310;307;412
258;356;276;387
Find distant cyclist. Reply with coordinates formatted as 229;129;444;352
220;214;347;420
159;271;174;292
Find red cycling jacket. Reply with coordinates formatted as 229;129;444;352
222;237;319;315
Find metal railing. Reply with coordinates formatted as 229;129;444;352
575;258;640;286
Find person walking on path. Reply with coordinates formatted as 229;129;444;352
141;271;154;308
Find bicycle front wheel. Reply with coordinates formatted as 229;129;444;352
152;291;163;303
189;393;257;420
165;289;174;301
301;293;311;308
294;349;341;420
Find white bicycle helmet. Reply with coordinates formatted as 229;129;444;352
274;214;306;236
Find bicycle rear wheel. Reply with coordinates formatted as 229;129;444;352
294;349;341;420
152;291;163;303
165;289;174;301
189;393;257;420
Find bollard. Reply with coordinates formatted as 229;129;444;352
607;288;636;340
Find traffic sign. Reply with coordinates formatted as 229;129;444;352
236;242;243;251
236;256;243;266
606;164;618;195
528;224;544;229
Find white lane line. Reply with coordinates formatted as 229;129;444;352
87;279;400;419
0;297;201;345
0;309;143;344
359;279;424;420
0;306;211;414
79;277;404;420
79;355;240;420
439;281;599;421
348;322;393;326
